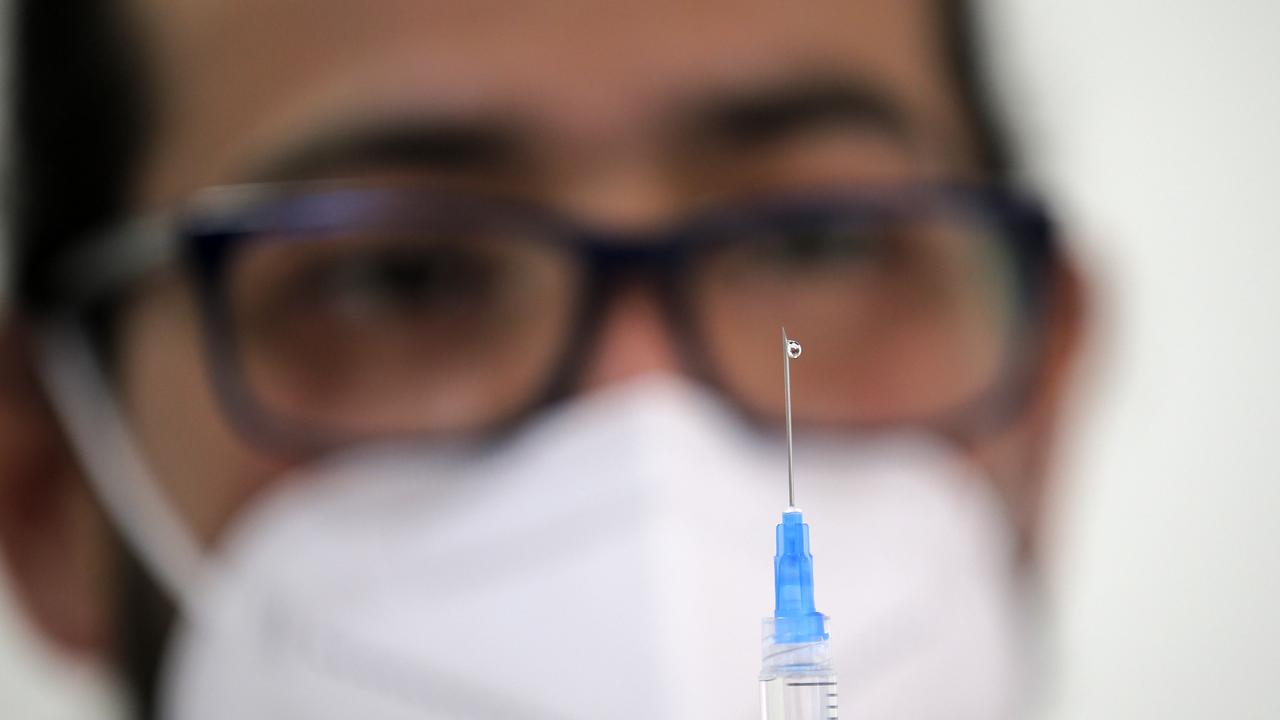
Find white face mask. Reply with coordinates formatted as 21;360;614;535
39;331;1029;719
163;378;1029;719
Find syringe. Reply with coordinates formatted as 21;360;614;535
760;330;838;720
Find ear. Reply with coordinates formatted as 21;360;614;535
0;316;115;658
979;255;1090;558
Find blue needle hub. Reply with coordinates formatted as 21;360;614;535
773;509;828;643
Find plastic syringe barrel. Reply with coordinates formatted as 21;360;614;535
759;617;838;720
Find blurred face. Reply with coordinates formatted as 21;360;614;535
116;0;1014;544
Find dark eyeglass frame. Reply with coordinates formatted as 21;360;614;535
53;180;1060;454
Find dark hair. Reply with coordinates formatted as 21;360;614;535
10;1;152;313
5;2;1014;717
942;0;1012;178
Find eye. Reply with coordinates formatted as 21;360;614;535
724;218;891;277
773;221;886;265
304;242;498;321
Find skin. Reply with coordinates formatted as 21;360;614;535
0;0;1084;666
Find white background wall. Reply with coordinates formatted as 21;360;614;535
982;2;1280;719
2;2;1279;718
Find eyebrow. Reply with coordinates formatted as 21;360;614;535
246;74;914;183
247;117;533;182
677;74;916;155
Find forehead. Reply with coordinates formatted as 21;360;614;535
134;0;969;203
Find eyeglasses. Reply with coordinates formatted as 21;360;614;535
56;180;1058;451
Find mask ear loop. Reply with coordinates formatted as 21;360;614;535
36;320;206;611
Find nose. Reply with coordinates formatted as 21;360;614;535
557;158;687;391
578;285;682;391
